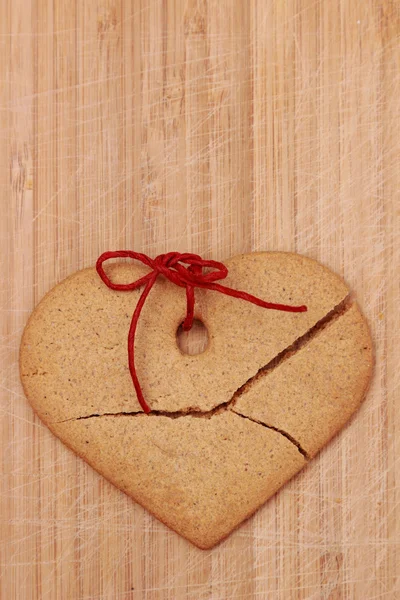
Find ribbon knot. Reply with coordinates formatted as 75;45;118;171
96;251;307;414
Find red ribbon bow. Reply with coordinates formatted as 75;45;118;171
96;251;307;414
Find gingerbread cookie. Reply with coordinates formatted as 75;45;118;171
20;252;373;548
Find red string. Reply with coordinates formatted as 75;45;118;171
96;251;307;414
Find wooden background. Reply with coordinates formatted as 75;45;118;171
1;0;399;598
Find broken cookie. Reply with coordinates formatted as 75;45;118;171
19;252;373;548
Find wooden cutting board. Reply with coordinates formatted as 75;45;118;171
1;0;399;598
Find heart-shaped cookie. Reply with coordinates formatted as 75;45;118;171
20;252;373;548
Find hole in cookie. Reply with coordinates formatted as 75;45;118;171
176;319;209;356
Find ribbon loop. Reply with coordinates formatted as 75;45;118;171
96;251;307;414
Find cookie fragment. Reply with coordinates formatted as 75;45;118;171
53;411;306;549
232;303;373;458
20;252;350;421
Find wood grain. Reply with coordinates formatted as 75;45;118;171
1;0;399;598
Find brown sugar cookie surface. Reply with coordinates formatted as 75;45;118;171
19;251;373;548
